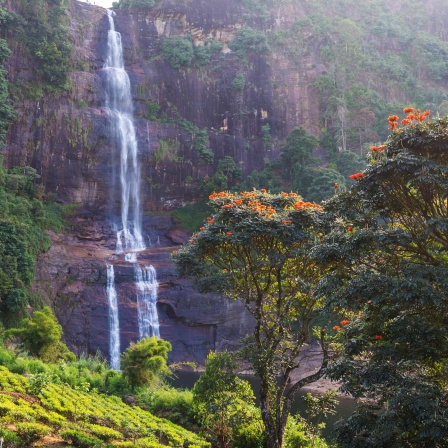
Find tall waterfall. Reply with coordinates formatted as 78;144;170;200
104;10;160;369
104;10;144;257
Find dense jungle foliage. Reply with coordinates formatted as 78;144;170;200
0;3;70;327
131;0;448;224
0;308;326;447
0;0;447;446
175;113;448;447
1;0;72;97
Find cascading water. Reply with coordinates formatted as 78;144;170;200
104;10;144;257
104;10;160;369
135;265;160;339
106;264;120;370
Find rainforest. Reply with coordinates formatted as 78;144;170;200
0;0;447;446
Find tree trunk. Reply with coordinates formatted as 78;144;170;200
260;379;286;448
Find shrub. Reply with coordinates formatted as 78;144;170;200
228;27;270;58
15;422;51;446
121;337;171;389
231;73;246;91
113;0;160;9
193;129;214;164
5;306;75;363
161;38;194;69
0;428;20;446
87;423;122;441
193;40;223;66
141;386;195;428
233;417;266;448
61;429;105;448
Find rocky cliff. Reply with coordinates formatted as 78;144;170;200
3;0;447;364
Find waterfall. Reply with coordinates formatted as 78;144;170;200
135;265;160;339
106;265;120;370
104;10;144;254
103;10;160;369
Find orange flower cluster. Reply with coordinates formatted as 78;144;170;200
333;325;341;331
247;200;277;215
388;115;399;130
281;219;293;224
349;173;364;180
293;201;324;211
209;191;234;200
200;227;205;231
240;191;257;198
207;217;214;224
370;145;386;152
388;108;431;131
261;188;267;193
221;203;234;209
226;232;232;235
401;107;431;125
340;319;350;326
235;199;243;206
334;183;339;189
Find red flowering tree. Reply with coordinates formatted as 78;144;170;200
173;190;334;448
312;112;448;446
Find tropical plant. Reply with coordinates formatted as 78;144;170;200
5;306;75;363
228;27;270;58
193;351;257;448
173;190;334;447
312;111;448;447
121;337;171;389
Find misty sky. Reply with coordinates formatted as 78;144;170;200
79;0;114;8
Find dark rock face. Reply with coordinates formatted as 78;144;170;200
32;213;253;364
2;0;320;365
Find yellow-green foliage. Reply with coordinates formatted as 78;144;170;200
0;366;28;393
0;366;209;447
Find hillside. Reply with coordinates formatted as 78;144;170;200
0;0;447;363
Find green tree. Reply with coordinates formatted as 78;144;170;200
193;351;258;448
305;167;345;203
161;37;194;69
5;306;75;363
174;190;332;448
228;27;270;58
121;337;171;389
335;150;366;181
312;114;448;447
231;73;246;91
0;8;15;141
279;126;319;182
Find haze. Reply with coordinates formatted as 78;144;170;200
79;0;114;8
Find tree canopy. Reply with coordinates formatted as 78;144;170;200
193;351;258;448
174;190;333;448
5;306;75;363
312;112;448;447
121;337;171;389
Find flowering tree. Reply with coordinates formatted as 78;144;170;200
312;111;448;446
173;190;333;448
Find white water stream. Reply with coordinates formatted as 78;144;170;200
106;264;120;370
104;10;160;369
